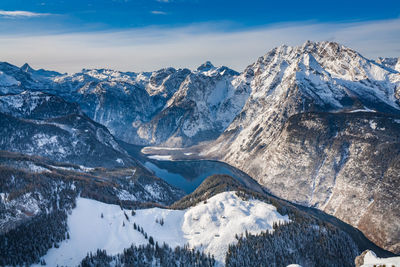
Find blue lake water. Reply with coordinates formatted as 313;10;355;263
143;159;263;194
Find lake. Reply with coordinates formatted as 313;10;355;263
143;158;264;194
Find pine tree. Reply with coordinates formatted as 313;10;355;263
149;236;154;246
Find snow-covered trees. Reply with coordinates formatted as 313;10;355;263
225;221;359;267
155;217;164;226
80;243;215;267
0;167;77;266
0;211;69;266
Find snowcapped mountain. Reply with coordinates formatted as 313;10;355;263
20;63;63;80
136;62;245;146
203;41;400;254
0;61;242;146
50;67;192;144
0;62;55;95
0;63;186;144
50;62;241;146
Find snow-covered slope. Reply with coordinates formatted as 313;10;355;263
0;112;135;168
361;251;400;267
37;191;289;266
357;250;400;267
0;91;81;119
0;71;20;87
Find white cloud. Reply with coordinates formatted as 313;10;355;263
150;10;167;15
0;19;399;73
0;10;49;18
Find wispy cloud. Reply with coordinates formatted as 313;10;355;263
150;10;167;15
0;19;399;73
0;10;49;18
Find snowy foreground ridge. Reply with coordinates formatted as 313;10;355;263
36;191;289;266
360;250;400;267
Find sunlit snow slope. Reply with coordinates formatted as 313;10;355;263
37;191;289;266
360;251;400;267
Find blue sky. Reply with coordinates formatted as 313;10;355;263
0;0;399;72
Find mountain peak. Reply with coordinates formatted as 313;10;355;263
197;61;215;72
301;39;315;48
251;40;381;83
300;40;340;49
21;63;34;73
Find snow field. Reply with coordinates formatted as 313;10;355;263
147;155;173;161
0;71;20;86
37;191;290;266
361;251;400;267
35;198;148;267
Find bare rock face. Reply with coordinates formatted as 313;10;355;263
355;250;370;267
204;41;400;253
253;112;400;253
